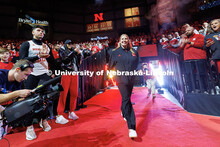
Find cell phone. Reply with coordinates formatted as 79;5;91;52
207;38;213;42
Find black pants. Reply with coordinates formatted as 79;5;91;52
23;73;51;126
24;73;51;90
118;84;136;130
184;60;207;92
214;60;220;86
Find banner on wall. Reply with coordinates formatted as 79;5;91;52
138;44;158;57
18;18;49;26
86;21;112;32
100;22;107;31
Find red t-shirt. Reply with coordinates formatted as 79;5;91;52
169;38;179;46
140;39;146;45
10;50;16;57
134;41;140;46
91;46;100;54
0;61;14;70
52;50;59;59
183;33;206;61
15;51;19;57
168;34;206;60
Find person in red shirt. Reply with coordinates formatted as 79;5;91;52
91;44;100;54
167;34;179;48
9;46;16;57
152;37;157;44
52;44;60;59
160;34;169;48
167;34;186;54
162;34;180;51
140;38;146;46
0;47;14;70
167;27;207;93
7;44;15;62
181;27;207;93
134;38;140;46
174;32;181;40
182;23;199;35
182;27;206;61
0;47;14;105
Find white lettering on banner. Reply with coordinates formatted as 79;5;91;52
53;69;174;77
91;36;108;41
36;20;49;25
55;70;95;77
18;18;49;26
18;18;32;24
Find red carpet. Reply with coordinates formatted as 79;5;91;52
1;87;220;147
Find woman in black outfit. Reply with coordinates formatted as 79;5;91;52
109;34;140;138
204;19;220;84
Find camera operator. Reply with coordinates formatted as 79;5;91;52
0;59;33;139
19;25;56;140
55;40;81;124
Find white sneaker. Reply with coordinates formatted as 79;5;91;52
0;127;4;140
69;112;79;120
129;129;137;138
26;125;37;140
0;120;4;140
39;119;51;132
55;115;69;124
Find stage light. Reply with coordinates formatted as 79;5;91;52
149;62;164;86
157;63;164;86
106;81;109;86
107;70;117;86
104;64;108;71
108;70;114;79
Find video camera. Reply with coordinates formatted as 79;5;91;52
1;76;63;128
56;48;77;71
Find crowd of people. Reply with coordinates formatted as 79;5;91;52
0;17;219;141
160;19;220;93
0;25;142;140
0;37;120;62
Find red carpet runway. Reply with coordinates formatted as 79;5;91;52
1;87;220;147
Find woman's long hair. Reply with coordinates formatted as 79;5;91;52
113;34;135;54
